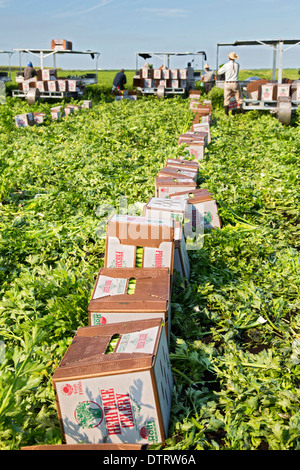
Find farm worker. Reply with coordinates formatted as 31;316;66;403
217;52;243;115
24;61;37;80
200;64;216;94
112;69;127;92
186;62;195;91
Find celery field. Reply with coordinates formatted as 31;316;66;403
0;86;299;449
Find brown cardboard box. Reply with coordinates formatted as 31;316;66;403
68;80;77;92
51;39;72;50
33;112;46;125
22;443;149;450
37;69;57;81
179;69;187;79
169;188;222;230
104;214;175;275
82;100;92;108
171;79;179;88
191;122;211;143
246;78;268;99
260;83;277;101
277;83;291;98
166;158;199;172
291;81;300;101
88;267;171;341
143;198;191;282
157;166;197;182
52;318;173;445
47;80;58;92
170;69;178;79
14;112;35;128
153;69;162;79
179;131;208;147
36;80;47;92
155;177;196;198
57;80;68;92
161;69;170;79
51;106;64;120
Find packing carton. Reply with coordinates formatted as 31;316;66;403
155;177;197;198
277;83;291;98
33;112;46;125
291;81;300;101
190;122;211;143
14;112;35;128
57;80;68;92
171;80;179;88
36;80;47;92
161;69;170;79
180;80;187;88
143;198;190;282
37;69;57;81
68;80;77;92
179;131;208;147
170;69;178;79
153;69;161;79
51;39;72;50
51;106;63;120
88;267;171;341
157;166;197;182
179;69;187;79
47;80;58;92
104;214;175;274
82;99;92;108
166;158;199;172
52;318;173;445
169;188;221;230
260;83;277;101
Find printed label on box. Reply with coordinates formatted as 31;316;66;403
117;326;159;354
93;276;127;299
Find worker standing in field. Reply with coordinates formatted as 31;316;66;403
186;62;195;91
112;69;127;92
217;52;243;115
24;61;37;80
200;63;216;94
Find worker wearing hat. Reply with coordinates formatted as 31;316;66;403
24;61;37;80
218;52;243;115
200;63;216;94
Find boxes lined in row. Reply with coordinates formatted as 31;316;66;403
133;78;187;89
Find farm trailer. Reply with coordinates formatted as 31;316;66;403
134;51;207;98
12;47;100;104
216;39;300;125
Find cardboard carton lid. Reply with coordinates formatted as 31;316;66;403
169;188;214;203
157;167;195;181
145;197;187;213
52;318;164;381
166;158;199;169
155;177;197;188
106;214;175;245
88;267;170;312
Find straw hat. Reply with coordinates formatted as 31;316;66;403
228;52;239;60
204;63;210;69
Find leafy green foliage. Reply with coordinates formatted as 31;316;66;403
0;87;299;450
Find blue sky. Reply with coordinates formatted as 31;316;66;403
1;0;300;71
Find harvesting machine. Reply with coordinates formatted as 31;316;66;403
12;46;100;104
216;39;300;125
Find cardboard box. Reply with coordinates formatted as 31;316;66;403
140;67;152;79
104;214;176;275
22;443;149;450
179;131;208;148
157;166;197;182
36;80;47;92
260;83;277;101
82;99;92;108
52;318;173;445
161;69;170;79
51;39;72;51
143;78;154;88
143;198;190;282
88;267;171;340
57;80;67;92
14;112;35;128
155;177;197;198
171;79;179;88
33;112;46;125
153;69;161;79
159;79;168;87
179;69;187;79
291;81;300;101
166;158;199;172
169;188;222;230
170;69;178;79
51;106;63;120
277;83;291;98
47;80;58;92
180;80;187;88
68;80;77;92
190;122;211;143
246;79;268;99
37;69;57;81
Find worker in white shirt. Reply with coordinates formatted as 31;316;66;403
218;52;243;115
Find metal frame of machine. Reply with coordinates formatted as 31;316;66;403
216;39;300;124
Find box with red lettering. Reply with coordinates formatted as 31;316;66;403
88;267;171;342
52;318;173;445
104;214;176;275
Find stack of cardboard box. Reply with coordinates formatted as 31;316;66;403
134;67;188;89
